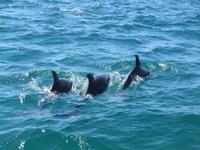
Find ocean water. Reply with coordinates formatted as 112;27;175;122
0;0;200;149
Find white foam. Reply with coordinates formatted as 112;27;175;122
84;94;93;100
37;91;57;108
159;63;168;70
79;80;89;97
18;140;25;150
59;7;83;15
72;8;83;15
69;73;85;95
19;93;26;104
23;77;51;94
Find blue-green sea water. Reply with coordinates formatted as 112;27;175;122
0;0;200;149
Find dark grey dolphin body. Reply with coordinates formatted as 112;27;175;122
123;55;150;90
51;71;72;93
85;73;110;96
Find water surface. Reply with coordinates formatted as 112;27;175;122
0;0;200;149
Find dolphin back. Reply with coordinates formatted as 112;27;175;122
51;71;72;93
86;74;110;96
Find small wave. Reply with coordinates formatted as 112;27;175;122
109;60;131;71
167;29;200;41
82;32;104;41
159;106;200;115
151;46;190;60
120;23;155;31
105;36;143;45
193;14;200;20
98;24;119;30
0;0;13;3
59;7;84;15
135;14;158;23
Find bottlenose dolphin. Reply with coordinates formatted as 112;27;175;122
51;71;72;93
85;73;110;96
122;55;150;90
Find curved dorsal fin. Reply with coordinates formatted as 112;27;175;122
135;55;141;67
52;70;59;82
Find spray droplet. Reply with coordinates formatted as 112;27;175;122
19;94;26;104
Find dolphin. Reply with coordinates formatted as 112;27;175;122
85;73;110;96
51;71;73;93
122;55;150;90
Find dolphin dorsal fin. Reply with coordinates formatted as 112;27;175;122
52;71;59;82
135;55;141;67
87;73;95;84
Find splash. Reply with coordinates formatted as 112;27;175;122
41;129;45;133
69;73;86;95
18;140;25;150
19;93;26;104
72;8;83;15
79;80;89;97
23;77;51;94
84;94;93;100
23;78;40;92
121;71;144;90
159;63;169;70
73;135;91;150
37;91;57;108
110;71;124;86
158;63;177;72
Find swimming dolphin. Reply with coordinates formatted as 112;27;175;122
85;73;110;96
122;55;150;90
51;71;73;93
